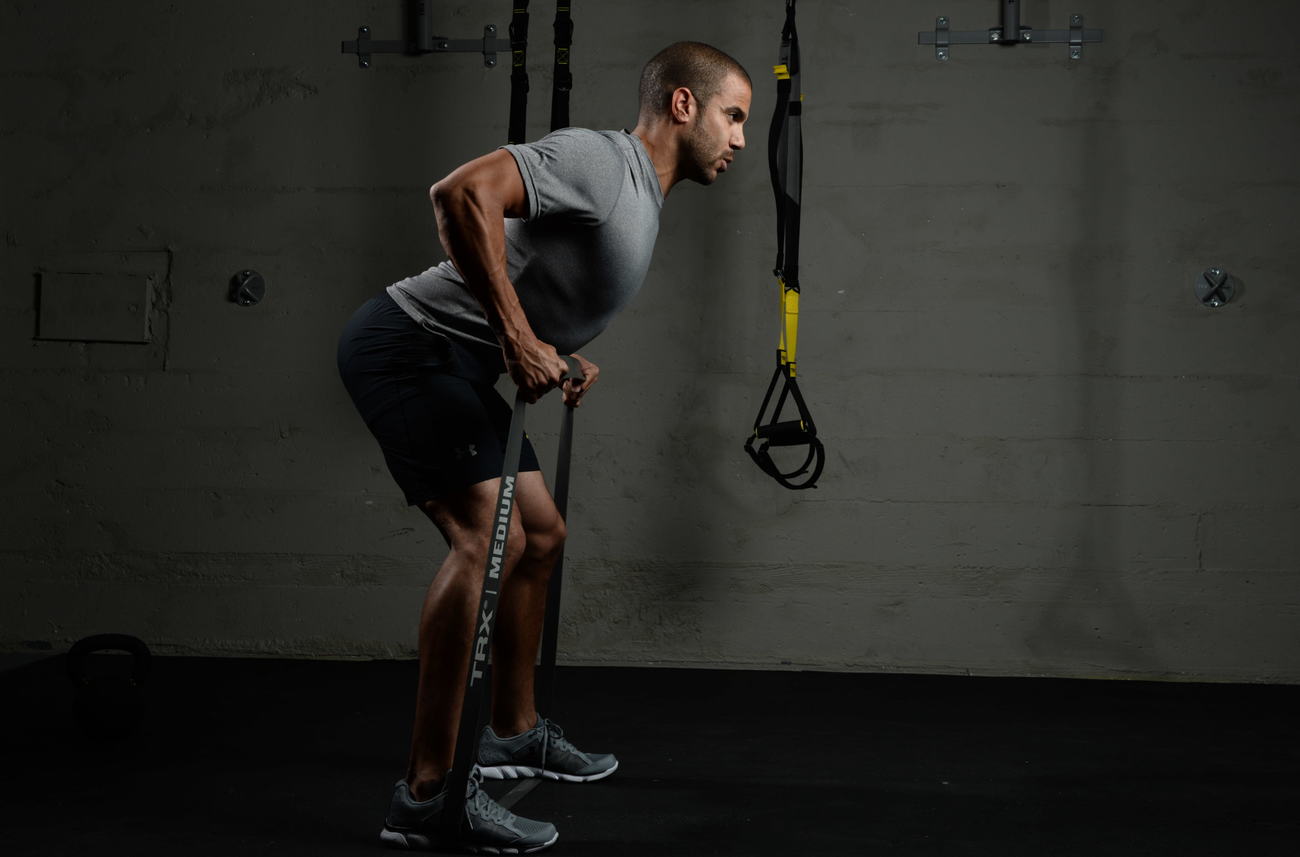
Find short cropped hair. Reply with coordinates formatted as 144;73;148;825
638;41;751;121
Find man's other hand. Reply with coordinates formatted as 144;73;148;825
562;354;599;407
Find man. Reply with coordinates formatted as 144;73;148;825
337;42;752;852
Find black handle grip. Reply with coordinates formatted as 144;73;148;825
755;419;814;447
744;434;825;490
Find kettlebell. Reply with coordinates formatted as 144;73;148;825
66;634;152;740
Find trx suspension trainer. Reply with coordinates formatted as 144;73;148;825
745;0;826;490
507;1;531;144
507;1;571;144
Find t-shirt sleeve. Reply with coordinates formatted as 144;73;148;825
502;129;624;223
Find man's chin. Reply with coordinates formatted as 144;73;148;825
689;168;720;186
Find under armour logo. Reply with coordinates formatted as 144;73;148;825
454;444;478;461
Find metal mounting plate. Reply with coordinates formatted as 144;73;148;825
919;13;1103;60
342;24;510;68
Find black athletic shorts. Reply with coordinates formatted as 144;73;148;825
336;292;539;506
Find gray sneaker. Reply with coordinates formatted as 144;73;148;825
379;769;559;854
478;718;619;783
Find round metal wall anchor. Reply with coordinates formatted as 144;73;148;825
1195;267;1241;308
229;270;267;306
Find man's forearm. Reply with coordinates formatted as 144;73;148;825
429;179;566;401
430;182;535;356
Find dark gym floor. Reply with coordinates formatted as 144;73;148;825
2;655;1298;856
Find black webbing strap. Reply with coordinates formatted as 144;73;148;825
508;2;530;144
770;0;801;295
508;2;571;142
550;3;573;131
745;0;825;491
443;357;583;840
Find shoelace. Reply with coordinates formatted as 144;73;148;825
467;768;515;826
542;719;589;762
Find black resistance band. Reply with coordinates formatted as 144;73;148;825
445;6;579;833
745;0;825;491
536;0;573;722
443;357;585;839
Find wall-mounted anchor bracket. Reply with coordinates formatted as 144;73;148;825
934;16;951;61
1069;14;1086;60
919;2;1102;61
342;24;509;68
1195;268;1241;308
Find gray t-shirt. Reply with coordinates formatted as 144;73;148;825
388;128;664;376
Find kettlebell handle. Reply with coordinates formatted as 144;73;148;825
67;634;152;686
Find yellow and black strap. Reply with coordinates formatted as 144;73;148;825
745;0;825;490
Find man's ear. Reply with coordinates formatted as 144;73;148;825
669;86;696;124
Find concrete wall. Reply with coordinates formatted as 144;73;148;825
3;0;1297;682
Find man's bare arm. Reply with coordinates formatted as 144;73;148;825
430;150;567;401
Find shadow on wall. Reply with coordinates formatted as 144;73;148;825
1032;7;1157;673
633;186;750;646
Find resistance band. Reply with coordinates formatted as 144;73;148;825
443;357;585;838
445;4;578;835
533;0;572;720
744;0;826;490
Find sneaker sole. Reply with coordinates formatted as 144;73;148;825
478;759;619;783
380;828;559;854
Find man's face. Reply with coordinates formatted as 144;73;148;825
684;72;752;185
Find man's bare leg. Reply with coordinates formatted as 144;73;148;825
404;471;563;801
489;470;565;738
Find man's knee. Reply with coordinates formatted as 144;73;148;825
423;487;528;574
425;476;560;580
471;518;527;574
523;513;566;568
